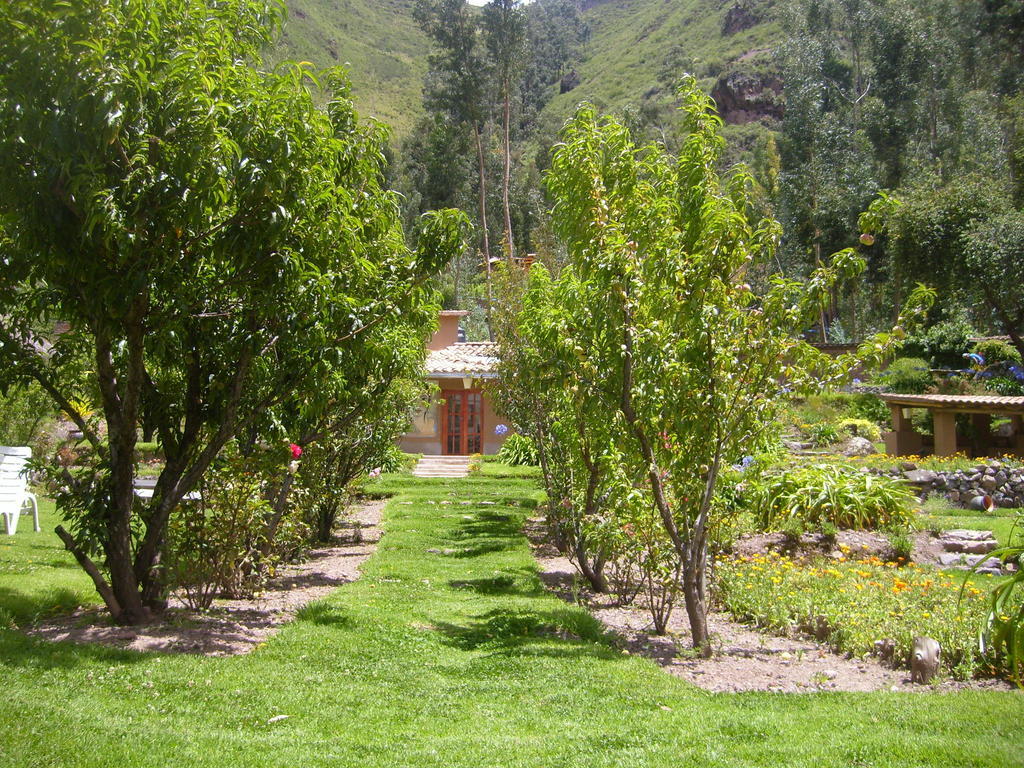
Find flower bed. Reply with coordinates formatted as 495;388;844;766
715;550;1014;679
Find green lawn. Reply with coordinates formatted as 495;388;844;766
920;496;1022;547
1;468;1021;767
0;498;98;627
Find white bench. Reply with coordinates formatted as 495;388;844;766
1;446;40;535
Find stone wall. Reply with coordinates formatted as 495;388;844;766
870;461;1024;508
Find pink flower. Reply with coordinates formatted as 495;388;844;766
290;443;303;459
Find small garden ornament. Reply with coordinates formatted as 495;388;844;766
910;636;941;683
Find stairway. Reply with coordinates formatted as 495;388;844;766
412;455;471;478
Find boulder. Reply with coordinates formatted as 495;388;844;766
559;69;580;94
903;469;937;484
710;70;784;124
841;436;876;457
722;2;759;35
940;530;998;555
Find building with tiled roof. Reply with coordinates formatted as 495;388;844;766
400;311;509;456
425;341;499;378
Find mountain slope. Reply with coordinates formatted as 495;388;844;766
269;0;429;139
269;0;780;142
539;0;779;132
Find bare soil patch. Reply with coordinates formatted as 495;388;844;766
27;499;386;656
732;529;947;567
525;517;1013;693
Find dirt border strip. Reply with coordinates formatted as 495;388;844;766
25;498;388;656
524;516;1014;693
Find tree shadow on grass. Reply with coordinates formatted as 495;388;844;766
0;585;95;626
432;606;618;661
448;568;546;597
0;625;145;669
295;602;353;629
443;510;524;559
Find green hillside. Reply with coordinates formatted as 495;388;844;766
270;0;779;142
269;0;429;139
539;0;779;132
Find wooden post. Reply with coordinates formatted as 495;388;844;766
933;410;958;456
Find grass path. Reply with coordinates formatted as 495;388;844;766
1;466;1022;767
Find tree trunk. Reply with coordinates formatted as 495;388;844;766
474;123;495;339
681;549;711;657
501;82;514;261
574;535;608;593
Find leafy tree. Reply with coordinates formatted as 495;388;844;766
0;0;462;623
542;78;932;654
962;211;1024;357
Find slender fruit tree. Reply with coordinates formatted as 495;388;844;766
0;0;462;624
545;77;933;654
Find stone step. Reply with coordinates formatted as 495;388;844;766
412;455;470;478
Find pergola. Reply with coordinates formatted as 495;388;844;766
879;393;1024;457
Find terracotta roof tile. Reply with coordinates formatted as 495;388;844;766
879;393;1024;411
425;342;499;377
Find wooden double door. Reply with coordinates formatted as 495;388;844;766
441;390;483;455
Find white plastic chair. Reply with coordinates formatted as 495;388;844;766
0;446;40;535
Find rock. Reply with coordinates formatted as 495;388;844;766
722;2;759;35
942;528;996;541
937;552;999;570
981;475;999;491
995;470;1008;486
559;69;580;94
903;469;937;484
910;637;941;684
941;538;998;555
874;638;896;664
822;669;838;680
841;436;876;457
901;461;918;471
710;70;784;125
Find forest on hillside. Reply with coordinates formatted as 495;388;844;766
396;0;1024;354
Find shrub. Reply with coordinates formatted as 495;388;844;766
497;433;540;466
903;318;976;368
837;418;882;442
806;421;842;447
164;451;308;607
376;444;409;473
882;357;933;394
745;463;916;531
988;376;1024;396
0;382;56;453
972;339;1022;366
845;393;891;429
